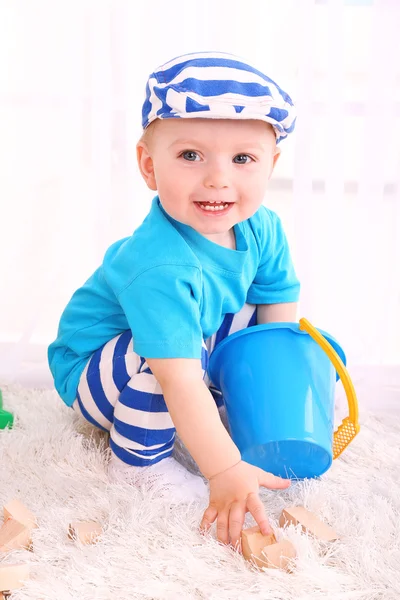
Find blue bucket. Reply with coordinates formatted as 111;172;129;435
208;318;359;480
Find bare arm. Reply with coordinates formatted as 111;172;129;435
257;301;298;324
147;302;297;477
146;357;241;480
148;350;290;547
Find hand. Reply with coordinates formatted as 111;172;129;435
200;460;291;549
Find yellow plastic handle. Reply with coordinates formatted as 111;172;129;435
299;318;360;459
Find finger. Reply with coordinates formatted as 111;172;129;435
200;505;218;534
216;511;230;545
258;470;291;490
228;502;246;551
246;492;272;536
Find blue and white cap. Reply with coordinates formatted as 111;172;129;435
141;51;296;143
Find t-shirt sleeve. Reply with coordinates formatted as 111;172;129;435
116;264;204;359
247;207;300;305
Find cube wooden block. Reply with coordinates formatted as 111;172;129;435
68;521;102;544
0;564;30;592
241;526;277;565
279;506;339;542
0;519;32;553
3;500;37;530
241;526;296;571
262;540;297;571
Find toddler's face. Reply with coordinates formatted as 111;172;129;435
137;118;280;244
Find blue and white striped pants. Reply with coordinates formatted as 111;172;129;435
73;303;257;466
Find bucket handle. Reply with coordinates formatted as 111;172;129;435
299;318;360;459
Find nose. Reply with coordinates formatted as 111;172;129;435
203;161;230;189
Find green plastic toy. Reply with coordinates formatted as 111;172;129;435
0;389;14;429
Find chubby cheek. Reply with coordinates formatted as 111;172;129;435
155;164;196;207
157;160;187;189
154;179;189;221
236;198;262;221
238;180;267;216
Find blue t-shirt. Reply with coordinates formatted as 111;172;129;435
48;196;300;406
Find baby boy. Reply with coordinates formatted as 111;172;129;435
48;51;300;549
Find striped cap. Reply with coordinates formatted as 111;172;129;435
141;51;296;143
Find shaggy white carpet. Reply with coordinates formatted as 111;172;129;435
0;381;399;600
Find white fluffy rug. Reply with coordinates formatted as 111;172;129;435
0;382;399;600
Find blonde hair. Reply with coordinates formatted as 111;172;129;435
138;119;158;152
138;118;277;152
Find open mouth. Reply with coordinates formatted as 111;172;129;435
194;201;233;214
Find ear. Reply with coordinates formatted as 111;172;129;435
136;141;157;191
269;146;281;178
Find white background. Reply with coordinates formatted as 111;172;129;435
0;0;399;387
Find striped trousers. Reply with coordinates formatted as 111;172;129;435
73;303;257;466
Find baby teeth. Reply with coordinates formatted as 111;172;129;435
198;203;229;211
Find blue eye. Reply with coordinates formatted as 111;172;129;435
179;151;254;163
181;151;199;161
234;154;253;164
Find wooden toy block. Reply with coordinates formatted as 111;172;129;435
3;500;37;530
279;506;339;542
0;519;32;553
0;563;30;592
241;526;296;571
262;540;297;571
68;521;102;544
241;526;277;565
